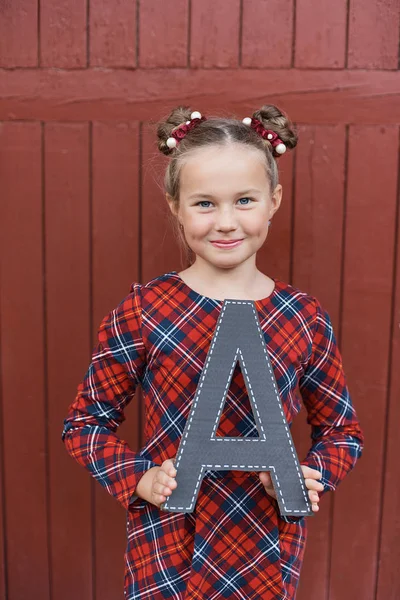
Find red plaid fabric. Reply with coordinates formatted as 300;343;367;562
62;271;364;599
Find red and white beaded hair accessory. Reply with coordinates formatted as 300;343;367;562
242;116;287;155
166;111;207;149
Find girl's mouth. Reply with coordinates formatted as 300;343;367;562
210;239;244;249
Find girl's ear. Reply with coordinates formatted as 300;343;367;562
166;193;177;216
270;184;283;218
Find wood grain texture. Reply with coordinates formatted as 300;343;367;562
241;0;294;68
138;0;189;68
90;0;137;67
44;122;92;600
40;0;87;67
0;122;50;600
376;129;400;599
190;0;240;68
295;0;347;68
0;69;399;123
0;0;38;67
348;0;400;69
332;125;398;599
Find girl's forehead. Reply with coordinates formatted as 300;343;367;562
180;144;269;192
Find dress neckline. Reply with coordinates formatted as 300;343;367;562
167;270;282;305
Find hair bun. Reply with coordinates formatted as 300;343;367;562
252;104;298;154
156;105;194;155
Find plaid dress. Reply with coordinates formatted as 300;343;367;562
62;271;364;599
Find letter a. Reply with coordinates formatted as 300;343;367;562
162;299;313;518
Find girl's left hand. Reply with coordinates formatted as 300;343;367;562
259;465;324;512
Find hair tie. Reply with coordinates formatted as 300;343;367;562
242;117;287;155
166;111;206;149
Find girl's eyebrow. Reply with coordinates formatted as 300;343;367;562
188;188;261;199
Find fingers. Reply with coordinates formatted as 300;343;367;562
259;471;277;499
152;459;177;506
300;465;324;512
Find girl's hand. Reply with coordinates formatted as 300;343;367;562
259;465;324;512
135;459;177;508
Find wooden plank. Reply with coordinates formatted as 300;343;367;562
348;0;400;69
0;122;50;599
0;0;38;67
90;0;137;67
0;303;6;600
376;128;400;600
295;0;347;68
190;0;240;68
40;0;87;67
1;69;399;123
291;125;346;600
331;126;398;599
141;122;182;281
241;0;293;68
44;122;92;600
139;0;188;67
91;122;141;600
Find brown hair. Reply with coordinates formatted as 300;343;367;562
156;104;298;264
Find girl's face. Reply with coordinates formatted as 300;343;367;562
167;143;282;271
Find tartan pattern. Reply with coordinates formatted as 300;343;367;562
62;271;364;599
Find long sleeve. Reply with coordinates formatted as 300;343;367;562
299;297;364;496
61;283;158;510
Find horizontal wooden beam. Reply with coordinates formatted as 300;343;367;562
0;68;399;123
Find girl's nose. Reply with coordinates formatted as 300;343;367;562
215;207;238;231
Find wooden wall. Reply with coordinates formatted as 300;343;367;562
0;1;399;599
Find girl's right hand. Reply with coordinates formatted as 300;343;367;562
135;459;177;508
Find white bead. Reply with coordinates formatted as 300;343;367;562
242;117;252;125
275;143;287;154
190;111;202;120
186;121;190;125
267;133;273;140
166;137;177;149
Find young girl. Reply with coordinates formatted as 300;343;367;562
62;104;364;600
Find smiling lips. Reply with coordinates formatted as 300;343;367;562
210;239;244;249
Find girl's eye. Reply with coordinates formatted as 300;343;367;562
197;200;213;208
237;197;252;205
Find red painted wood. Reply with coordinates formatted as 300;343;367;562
0;323;5;600
0;122;50;599
332;126;398;599
348;0;400;69
0;0;38;67
139;0;189;68
40;0;87;67
295;0;347;68
377;134;400;599
241;0;293;68
190;0;240;68
44;122;92;600
1;69;399;123
91;121;141;600
90;0;137;67
141;123;183;281
291;125;347;600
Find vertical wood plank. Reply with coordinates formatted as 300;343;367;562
241;0;294;68
376;128;400;600
0;305;6;600
331;125;398;599
295;0;347;68
348;0;400;69
0;122;50;600
141;123;182;281
0;0;38;67
45;122;92;600
291;125;346;600
90;0;137;67
40;0;87;67
190;0;240;68
91;122;141;600
139;0;189;68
